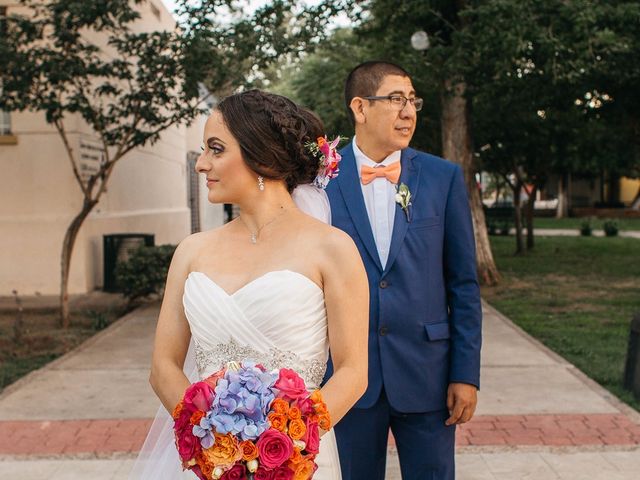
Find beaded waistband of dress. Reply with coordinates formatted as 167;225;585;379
193;338;327;389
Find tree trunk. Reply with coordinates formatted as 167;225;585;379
441;78;501;285
60;199;98;328
556;173;570;218
525;185;538;250
512;181;524;254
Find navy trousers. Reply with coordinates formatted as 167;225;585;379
335;391;455;480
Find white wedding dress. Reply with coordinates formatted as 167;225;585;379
129;268;342;479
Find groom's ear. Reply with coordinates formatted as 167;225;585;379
350;97;366;125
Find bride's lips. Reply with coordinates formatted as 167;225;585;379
206;178;219;187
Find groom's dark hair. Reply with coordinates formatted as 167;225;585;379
345;61;412;125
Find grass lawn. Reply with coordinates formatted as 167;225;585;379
482;236;640;411
532;217;640;231
0;305;128;392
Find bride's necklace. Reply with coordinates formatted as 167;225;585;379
238;206;291;244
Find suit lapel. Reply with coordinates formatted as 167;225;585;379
383;148;421;276
337;144;384;272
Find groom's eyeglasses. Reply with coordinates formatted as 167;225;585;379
362;95;424;112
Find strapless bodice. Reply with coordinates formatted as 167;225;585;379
182;270;329;389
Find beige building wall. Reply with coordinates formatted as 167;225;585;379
0;1;222;296
620;177;640;205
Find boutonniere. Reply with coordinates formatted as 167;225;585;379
395;183;412;222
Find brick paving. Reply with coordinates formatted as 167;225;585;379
2;413;639;457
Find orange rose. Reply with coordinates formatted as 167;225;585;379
318;413;331;431
239;440;259;461
309;390;323;404
201;432;242;467
288;447;304;465
195;452;214;478
268;412;288;432
317;137;326;147
271;398;290;415
288;418;306;441
172;400;184;420
288;406;302;420
190;410;205;426
293;459;316;480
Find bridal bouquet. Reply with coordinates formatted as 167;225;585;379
172;361;331;480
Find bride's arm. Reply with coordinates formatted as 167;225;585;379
149;238;194;414
319;229;369;427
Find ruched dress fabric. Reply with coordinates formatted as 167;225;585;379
129;270;342;479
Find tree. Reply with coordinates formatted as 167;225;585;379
0;0;338;327
468;0;640;251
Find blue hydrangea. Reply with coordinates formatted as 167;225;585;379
207;362;277;441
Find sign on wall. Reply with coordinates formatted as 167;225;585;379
78;136;105;184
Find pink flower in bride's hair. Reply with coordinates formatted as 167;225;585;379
256;429;294;469
254;467;274;480
303;418;320;455
274;368;308;401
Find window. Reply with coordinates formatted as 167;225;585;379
0;110;10;135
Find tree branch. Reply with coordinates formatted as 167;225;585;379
54;118;89;197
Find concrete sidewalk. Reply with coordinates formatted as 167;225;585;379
509;228;640;239
1;303;639;479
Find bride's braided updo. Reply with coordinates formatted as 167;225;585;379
217;89;324;192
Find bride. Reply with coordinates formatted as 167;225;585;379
130;90;369;479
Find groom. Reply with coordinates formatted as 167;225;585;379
325;61;482;479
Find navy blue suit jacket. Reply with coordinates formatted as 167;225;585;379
325;143;482;413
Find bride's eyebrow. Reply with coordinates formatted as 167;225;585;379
206;136;226;145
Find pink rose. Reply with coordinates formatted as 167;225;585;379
294;397;314;416
303;418;320;455
183;381;214;412
176;429;201;461
221;464;247;480
274;369;308;401
174;411;191;433
254;467;274;480
272;466;294;480
256;429;294;469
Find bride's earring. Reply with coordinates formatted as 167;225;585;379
258;176;265;191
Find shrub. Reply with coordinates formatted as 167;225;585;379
580;218;593;236
603;220;619;237
114;244;177;302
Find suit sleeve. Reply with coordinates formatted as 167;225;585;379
443;165;482;388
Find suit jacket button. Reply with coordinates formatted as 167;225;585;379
379;280;388;289
379;326;388;336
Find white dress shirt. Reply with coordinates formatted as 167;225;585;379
352;137;401;269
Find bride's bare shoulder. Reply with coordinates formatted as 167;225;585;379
172;223;230;265
300;215;358;260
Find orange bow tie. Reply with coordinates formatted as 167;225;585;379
360;162;401;185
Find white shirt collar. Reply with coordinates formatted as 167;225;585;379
352;136;401;170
